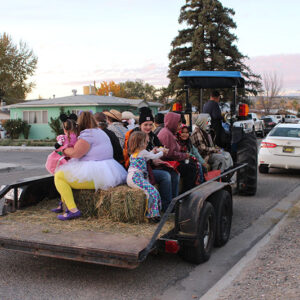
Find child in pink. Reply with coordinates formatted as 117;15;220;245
48;113;78;213
54;113;78;150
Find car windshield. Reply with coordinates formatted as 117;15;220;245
269;127;300;138
262;118;272;122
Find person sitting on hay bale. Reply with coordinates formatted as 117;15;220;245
94;112;124;164
123;107;180;212
127;131;168;223
53;111;127;221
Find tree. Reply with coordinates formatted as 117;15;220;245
96;81;124;97
0;33;38;104
168;0;261;107
260;72;283;114
119;80;158;101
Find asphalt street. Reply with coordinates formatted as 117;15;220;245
0;148;299;300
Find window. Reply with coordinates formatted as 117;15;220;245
270;127;300;138
23;111;48;124
71;110;81;115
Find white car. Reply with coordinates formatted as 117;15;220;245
258;123;300;173
284;115;299;123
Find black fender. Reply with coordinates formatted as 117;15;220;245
176;181;231;239
18;177;59;208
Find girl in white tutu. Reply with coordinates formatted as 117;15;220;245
54;111;127;221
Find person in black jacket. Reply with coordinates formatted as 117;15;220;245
94;112;124;164
203;90;225;148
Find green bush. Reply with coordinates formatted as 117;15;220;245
22;121;31;139
49;107;69;136
3;119;24;139
2;119;31;139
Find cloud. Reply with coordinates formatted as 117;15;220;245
63;63;169;87
247;54;300;90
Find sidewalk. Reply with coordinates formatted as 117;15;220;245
202;200;300;300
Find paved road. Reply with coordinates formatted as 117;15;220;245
0;149;299;300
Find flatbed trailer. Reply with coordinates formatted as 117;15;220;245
0;165;245;269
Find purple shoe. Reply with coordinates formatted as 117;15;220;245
51;201;63;213
57;210;81;221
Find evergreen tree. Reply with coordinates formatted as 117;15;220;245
168;0;261;107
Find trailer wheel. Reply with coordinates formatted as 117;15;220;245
210;190;232;247
179;202;216;264
236;133;258;196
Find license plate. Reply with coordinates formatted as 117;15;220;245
283;146;295;153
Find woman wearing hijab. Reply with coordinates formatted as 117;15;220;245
158;112;198;192
190;114;233;172
177;125;206;184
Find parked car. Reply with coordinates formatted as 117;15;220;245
261;116;277;133
258;123;300;173
267;115;283;123
248;113;265;137
284;114;299;123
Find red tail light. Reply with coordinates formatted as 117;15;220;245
172;102;183;112
238;104;249;117
261;142;277;148
269;122;275;125
165;240;180;254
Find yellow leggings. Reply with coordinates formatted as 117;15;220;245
54;171;95;210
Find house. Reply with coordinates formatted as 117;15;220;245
8;94;161;139
0;110;10;122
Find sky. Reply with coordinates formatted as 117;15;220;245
2;0;300;100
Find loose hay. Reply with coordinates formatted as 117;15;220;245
1;198;174;238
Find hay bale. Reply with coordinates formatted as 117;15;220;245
72;186;147;223
97;185;147;223
73;189;100;217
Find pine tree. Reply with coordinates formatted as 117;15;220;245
168;0;261;107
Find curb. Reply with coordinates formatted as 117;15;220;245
0;146;53;151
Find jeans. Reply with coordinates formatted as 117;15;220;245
152;169;180;211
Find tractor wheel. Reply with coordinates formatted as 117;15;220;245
236;133;258;196
178;202;216;264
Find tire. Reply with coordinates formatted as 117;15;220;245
179;202;216;264
210;190;232;247
260;126;265;138
236;133;258;196
259;164;269;174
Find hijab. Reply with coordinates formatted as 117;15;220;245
194;113;211;131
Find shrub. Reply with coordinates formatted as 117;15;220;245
22;121;31;139
3;119;24;139
48;107;68;136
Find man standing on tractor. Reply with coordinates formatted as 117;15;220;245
203;90;225;148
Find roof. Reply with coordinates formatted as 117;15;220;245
178;70;245;89
6;95;162;109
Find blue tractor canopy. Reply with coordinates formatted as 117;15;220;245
178;71;245;89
